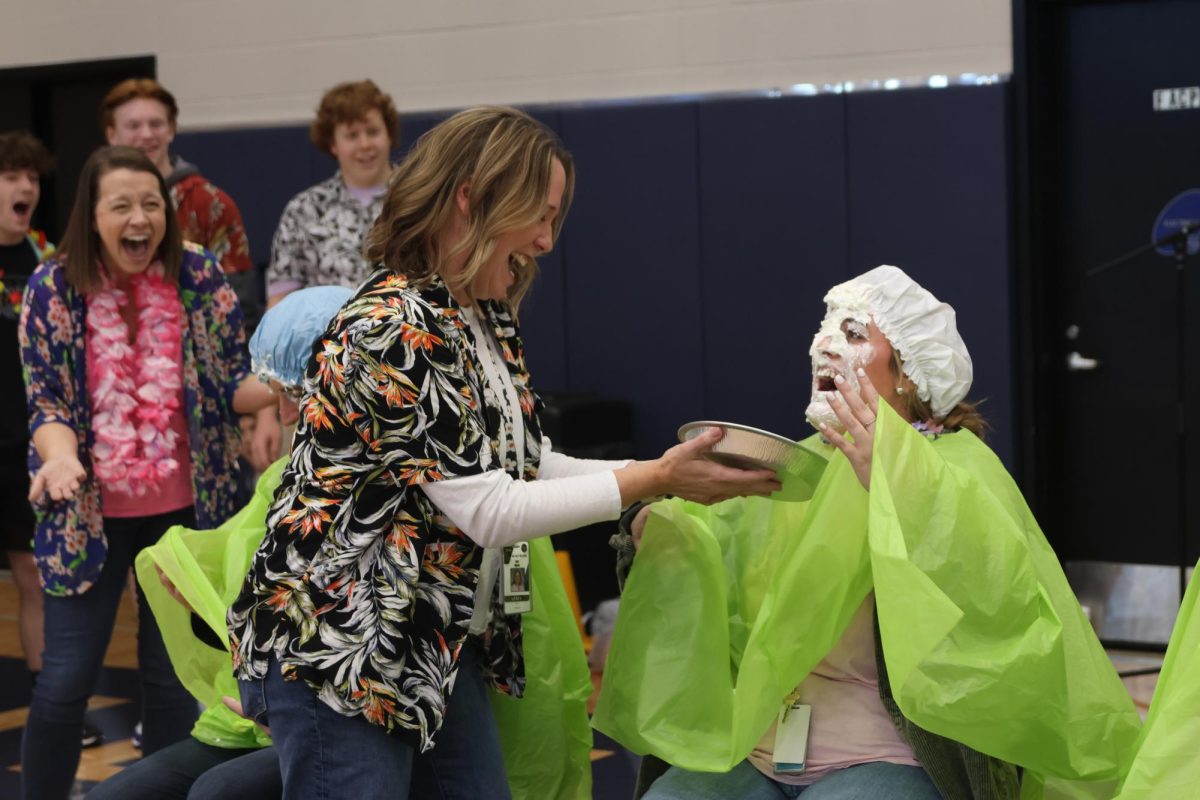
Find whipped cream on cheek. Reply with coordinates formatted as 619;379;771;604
804;306;876;433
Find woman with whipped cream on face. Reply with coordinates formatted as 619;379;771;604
801;266;982;482
602;266;1138;800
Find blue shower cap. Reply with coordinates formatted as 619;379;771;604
249;286;353;391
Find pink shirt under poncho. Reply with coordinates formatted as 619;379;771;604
748;593;922;786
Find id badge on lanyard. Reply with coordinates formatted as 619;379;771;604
502;542;532;615
772;693;811;775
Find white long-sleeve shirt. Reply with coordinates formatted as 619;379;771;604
422;442;627;547
421;305;630;548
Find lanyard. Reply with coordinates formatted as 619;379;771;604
461;305;531;632
461;306;525;475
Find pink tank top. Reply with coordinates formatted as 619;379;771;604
747;593;921;785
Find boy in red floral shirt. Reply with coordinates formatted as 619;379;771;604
102;79;263;500
101;78;253;276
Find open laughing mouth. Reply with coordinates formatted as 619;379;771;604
12;201;30;216
508;252;530;275
814;366;840;392
122;235;152;259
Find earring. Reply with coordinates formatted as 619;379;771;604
896;386;905;394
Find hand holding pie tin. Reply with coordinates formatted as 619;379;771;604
677;421;830;502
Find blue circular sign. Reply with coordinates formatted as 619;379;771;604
1152;189;1200;256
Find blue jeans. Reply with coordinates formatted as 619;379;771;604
643;759;942;800
239;643;510;800
21;506;200;800
86;738;280;800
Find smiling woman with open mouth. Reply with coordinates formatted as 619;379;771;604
17;145;279;800
226;107;781;800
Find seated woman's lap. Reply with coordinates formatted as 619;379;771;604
85;738;270;800
643;760;941;800
189;745;282;800
642;761;800;800
798;762;941;799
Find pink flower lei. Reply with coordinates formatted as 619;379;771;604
86;261;185;496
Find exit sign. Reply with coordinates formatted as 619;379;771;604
1153;86;1200;111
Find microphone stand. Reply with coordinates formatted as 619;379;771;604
1087;221;1197;629
1086;222;1195;278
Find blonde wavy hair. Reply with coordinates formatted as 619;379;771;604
889;350;989;439
362;106;574;311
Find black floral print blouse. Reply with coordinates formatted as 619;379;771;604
228;268;544;751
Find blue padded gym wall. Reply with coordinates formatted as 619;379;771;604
174;83;1015;466
175;125;325;266
697;94;849;443
557;103;707;457
845;84;1013;464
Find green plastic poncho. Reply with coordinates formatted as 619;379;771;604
490;535;595;800
1109;558;1200;799
593;401;1141;793
135;459;287;749
135;460;593;799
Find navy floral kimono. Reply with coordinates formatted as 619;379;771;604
20;242;250;596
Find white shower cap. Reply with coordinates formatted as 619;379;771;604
250;286;353;390
823;265;972;418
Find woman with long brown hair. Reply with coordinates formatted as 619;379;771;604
227;107;780;799
19;145;274;800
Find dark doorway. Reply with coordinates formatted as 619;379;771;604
1015;0;1200;645
0;56;155;242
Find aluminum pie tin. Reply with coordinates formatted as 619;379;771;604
678;421;799;471
677;421;830;502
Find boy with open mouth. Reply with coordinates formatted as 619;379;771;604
0;131;101;744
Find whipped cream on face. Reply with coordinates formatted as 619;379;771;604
804;292;877;433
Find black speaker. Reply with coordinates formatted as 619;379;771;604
538;392;634;461
540;393;634;612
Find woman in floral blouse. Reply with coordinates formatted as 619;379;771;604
228;107;781;799
19;146;275;800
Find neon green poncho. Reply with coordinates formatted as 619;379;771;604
593;402;1140;794
135;460;593;799
1110;559;1200;799
491;535;595;800
135;459;286;750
